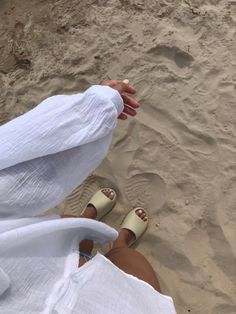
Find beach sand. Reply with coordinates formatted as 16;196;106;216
0;1;235;313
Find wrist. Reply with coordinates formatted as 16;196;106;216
87;85;124;116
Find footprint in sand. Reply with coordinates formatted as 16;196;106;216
12;22;31;70
184;227;212;265
147;44;194;69
139;106;217;155
36;75;90;98
64;175;119;215
124;173;167;212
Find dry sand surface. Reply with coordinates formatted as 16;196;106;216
0;0;236;313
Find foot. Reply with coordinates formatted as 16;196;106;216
117;209;148;246
80;188;115;219
77;188;114;267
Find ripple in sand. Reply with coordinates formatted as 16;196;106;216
124;172;167;212
64;175;119;216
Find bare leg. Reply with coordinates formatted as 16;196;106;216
105;209;161;293
62;194;161;291
61;189;115;267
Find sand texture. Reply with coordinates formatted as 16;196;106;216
0;1;236;313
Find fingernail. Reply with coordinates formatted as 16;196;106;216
123;79;129;84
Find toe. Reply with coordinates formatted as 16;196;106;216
102;188;109;197
136;209;143;217
135;208;148;221
143;213;148;221
102;188;115;200
140;213;146;220
109;191;115;200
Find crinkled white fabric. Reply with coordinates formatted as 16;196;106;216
54;253;176;314
0;85;123;218
0;217;118;313
0;85;176;313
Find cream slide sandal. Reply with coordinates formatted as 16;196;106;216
121;207;148;247
82;188;117;220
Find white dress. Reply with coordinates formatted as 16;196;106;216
0;85;176;313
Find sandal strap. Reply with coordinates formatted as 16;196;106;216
84;189;116;220
121;208;148;246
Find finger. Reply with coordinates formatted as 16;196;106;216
100;80;136;94
122;94;140;108
118;113;128;120
123;105;137;116
100;80;120;87
120;82;136;94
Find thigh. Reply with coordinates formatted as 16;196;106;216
105;247;161;293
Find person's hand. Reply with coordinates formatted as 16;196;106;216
100;79;140;120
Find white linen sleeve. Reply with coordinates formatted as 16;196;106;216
0;85;123;170
0;85;123;218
